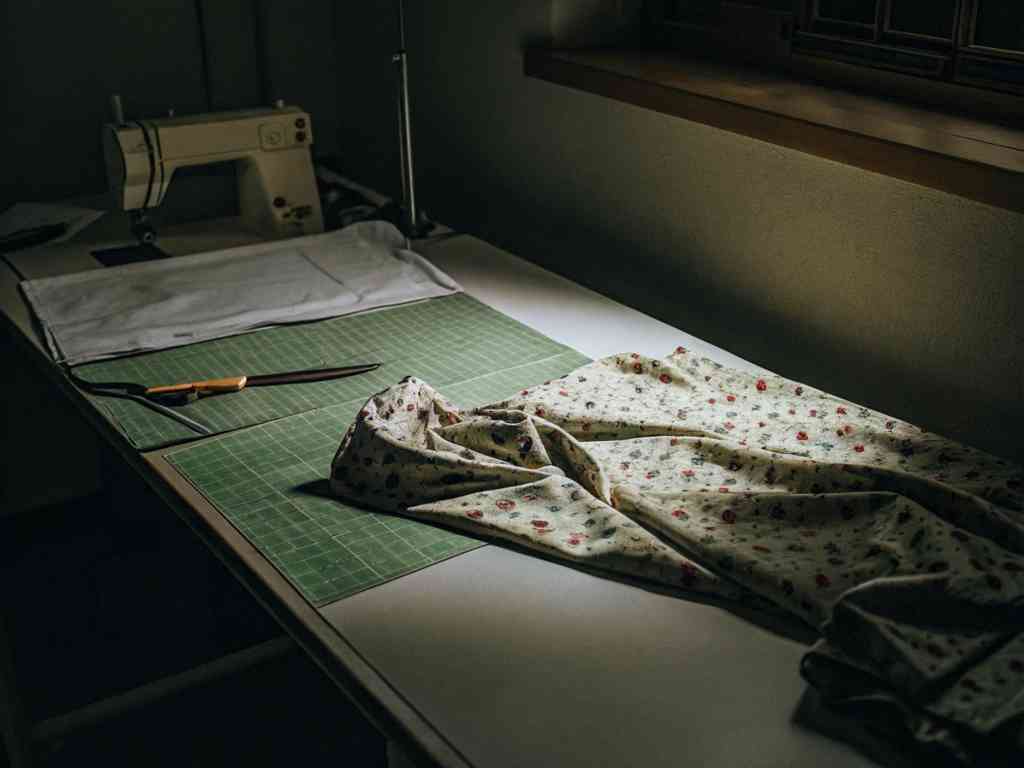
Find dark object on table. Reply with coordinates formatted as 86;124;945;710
92;243;170;267
0;222;69;253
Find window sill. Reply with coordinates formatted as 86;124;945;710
524;49;1024;213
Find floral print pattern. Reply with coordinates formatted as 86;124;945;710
330;349;1024;762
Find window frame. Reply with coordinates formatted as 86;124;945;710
883;1;959;47
959;2;1024;62
644;1;1024;108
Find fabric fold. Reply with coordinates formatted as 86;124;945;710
330;348;1024;764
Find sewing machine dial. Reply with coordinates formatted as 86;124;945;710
259;121;310;152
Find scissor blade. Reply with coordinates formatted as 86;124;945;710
246;363;381;387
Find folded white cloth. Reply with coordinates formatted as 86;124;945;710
22;221;461;365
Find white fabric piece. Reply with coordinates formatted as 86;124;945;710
21;221;461;365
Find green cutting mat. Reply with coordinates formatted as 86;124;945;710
166;352;591;606
76;293;586;450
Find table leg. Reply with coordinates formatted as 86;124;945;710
0;614;33;768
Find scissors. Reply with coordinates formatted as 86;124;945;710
66;362;381;437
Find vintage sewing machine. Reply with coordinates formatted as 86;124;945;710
102;104;324;243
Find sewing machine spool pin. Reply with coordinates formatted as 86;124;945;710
110;93;126;126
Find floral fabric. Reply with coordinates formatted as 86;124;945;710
330;348;1024;762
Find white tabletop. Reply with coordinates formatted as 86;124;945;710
0;220;874;767
318;234;874;768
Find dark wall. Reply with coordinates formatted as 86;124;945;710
0;0;341;212
0;1;207;208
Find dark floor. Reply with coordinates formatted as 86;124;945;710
0;470;386;767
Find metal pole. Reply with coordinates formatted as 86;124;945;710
394;0;418;236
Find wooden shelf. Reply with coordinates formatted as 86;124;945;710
524;49;1024;213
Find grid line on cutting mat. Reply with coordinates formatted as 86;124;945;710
166;350;592;606
75;293;586;450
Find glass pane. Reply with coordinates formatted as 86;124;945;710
665;0;720;22
817;0;877;25
889;0;956;39
663;0;793;22
733;0;794;9
974;2;1024;52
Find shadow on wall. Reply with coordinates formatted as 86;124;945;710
444;183;1022;465
348;1;1024;465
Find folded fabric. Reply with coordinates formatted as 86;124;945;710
330;349;1024;765
21;221;461;365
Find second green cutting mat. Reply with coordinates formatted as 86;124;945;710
166;352;591;606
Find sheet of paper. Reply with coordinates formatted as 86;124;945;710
0;202;105;247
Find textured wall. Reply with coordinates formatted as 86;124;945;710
0;0;208;209
0;0;341;211
336;1;1024;462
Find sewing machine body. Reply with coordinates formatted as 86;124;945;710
102;105;324;240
